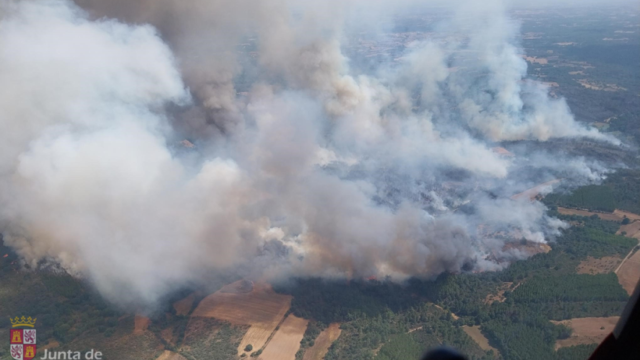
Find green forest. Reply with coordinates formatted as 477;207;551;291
545;169;640;214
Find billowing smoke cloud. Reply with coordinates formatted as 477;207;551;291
0;0;618;307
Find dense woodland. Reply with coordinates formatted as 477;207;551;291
545;170;640;214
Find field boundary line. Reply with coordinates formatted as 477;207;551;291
258;312;292;352
615;243;640;274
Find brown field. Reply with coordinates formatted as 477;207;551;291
511;179;560;201
173;292;197;316
551;317;619;350
618;221;640;239
522;56;548;65
240;323;282;355
462;326;499;354
502;241;551;257
259;315;308;360
576;256;622;274
577;79;626;92
557;207;622;221
191;280;292;353
556;207;640;239
616;248;640;295
134;315;150;334
303;323;342;360
161;327;175;345
219;279;254;294
613;210;640;221
156;350;187;360
41;340;60;351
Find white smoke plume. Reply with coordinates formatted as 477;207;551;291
0;0;618;306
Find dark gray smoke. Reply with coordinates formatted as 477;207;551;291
0;0;619;307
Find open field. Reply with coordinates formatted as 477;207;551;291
191;280;292;353
502;241;551;256
511;179;560;201
181;317;247;360
618;221;640;239
219;279;254;294
303;323;342;360
156;350;187;360
576;256;621;274
577;79;626;92
556;208;640;232
551;317;619;350
240;323;282;355
616;248;640;295
259;314;308;360
522;55;548;64
557;207;623;221
462;326;499;354
160;328;175;345
173;292;198;316
134;315;150;334
613;210;640;222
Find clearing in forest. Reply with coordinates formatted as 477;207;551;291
511;179;560;201
551;317;619;350
485;282;513;304
156;350;187;360
613;210;640;222
259;314;308;360
134;315;150;334
616;248;640;295
173;292;198;316
462;326;499;354
557;207;640;238
522;56;548;64
618;221;640;239
577;79;626;91
303;323;342;360
557;207;622;221
576;256;622;274
190;280;292;353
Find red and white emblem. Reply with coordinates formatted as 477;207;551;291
10;344;23;360
9;328;36;360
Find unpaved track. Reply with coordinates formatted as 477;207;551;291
616;248;640;295
557;207;622;221
462;325;499;354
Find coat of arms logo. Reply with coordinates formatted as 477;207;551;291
9;316;37;360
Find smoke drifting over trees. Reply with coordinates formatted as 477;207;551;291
0;0;619;307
